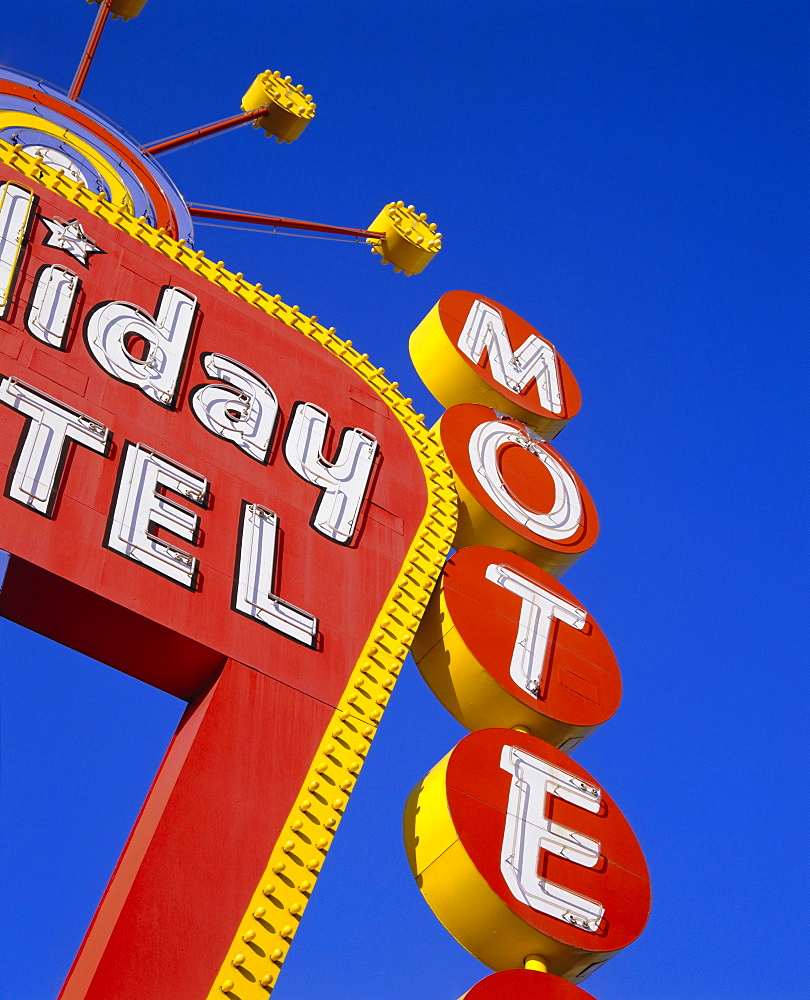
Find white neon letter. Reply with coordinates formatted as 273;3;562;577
500;744;603;932
234;503;318;647
84;287;197;408
0;182;35;319
106;443;207;588
283;402;377;545
0;377;109;516
459;299;563;413
189;353;279;463
25;265;80;349
469;419;582;541
486;563;586;697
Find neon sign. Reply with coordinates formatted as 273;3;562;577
0;140;455;999
404;292;651;997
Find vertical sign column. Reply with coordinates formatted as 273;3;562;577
404;291;651;996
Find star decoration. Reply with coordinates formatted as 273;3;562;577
41;216;104;265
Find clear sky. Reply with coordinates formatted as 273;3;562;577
1;2;807;999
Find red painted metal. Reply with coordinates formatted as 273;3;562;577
144;106;274;156
188;203;386;241
68;0;114;102
2;75;182;236
58;659;334;1000
462;970;598;999
0;162;426;998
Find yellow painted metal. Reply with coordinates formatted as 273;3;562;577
403;751;618;982
90;0;148;20
367;201;442;276
0;112;134;212
411;582;599;747
410;301;567;438
405;752;456;878
241;71;316;144
203;461;456;997
0;139;458;999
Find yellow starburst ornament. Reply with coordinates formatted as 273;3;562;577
242;71;317;144
367;202;442;275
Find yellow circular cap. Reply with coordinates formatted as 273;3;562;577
367;202;442;275
241;71;316;143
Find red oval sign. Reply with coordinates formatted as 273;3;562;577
461;970;598;999
437;403;599;574
404;728;650;979
412;545;622;748
410;290;581;437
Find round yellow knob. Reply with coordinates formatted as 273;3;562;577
241;71;316;143
366;201;442;275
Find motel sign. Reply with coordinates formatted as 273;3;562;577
0;144;454;999
1;9;651;991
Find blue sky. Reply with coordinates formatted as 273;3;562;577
1;2;807;999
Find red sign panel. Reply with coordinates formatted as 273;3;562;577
437;402;599;575
405;728;651;981
410;289;582;437
447;729;650;953
0;165;425;697
0;163;431;999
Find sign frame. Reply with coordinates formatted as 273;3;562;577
0;139;458;1000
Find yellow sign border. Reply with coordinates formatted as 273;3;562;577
0;141;458;999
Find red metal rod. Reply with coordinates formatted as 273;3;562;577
144;106;275;157
68;0;114;102
188;204;386;242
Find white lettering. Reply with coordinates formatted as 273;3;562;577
500;744;603;932
25;265;80;349
469;419;582;541
459;299;563;413
0;183;35;319
84;287;197;408
106;442;207;588
234;502;318;647
0;376;109;516
485;563;587;697
284;402;377;545
189;353;279;463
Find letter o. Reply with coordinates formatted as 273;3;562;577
437;403;598;575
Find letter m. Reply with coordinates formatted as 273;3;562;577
458;299;563;414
